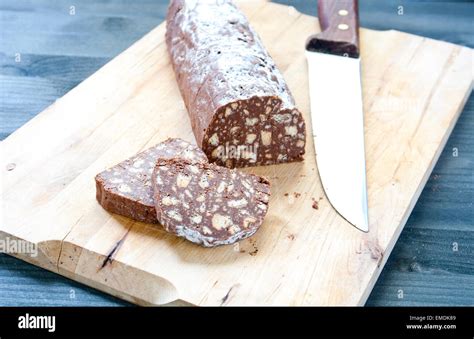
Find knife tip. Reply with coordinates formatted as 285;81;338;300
356;221;369;233
355;212;369;233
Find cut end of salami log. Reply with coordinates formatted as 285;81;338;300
152;159;271;247
95;138;208;223
166;0;306;168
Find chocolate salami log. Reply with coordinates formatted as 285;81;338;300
152;159;271;247
95;138;207;223
166;0;306;168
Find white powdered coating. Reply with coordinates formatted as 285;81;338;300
166;0;306;168
167;0;297;110
175;224;259;248
155;175;163;185
133;159;145;168
118;184;132;193
109;178;123;184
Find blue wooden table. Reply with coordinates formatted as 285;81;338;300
0;0;472;306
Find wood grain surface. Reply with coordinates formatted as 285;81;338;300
0;0;473;306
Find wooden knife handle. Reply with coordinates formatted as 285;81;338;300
306;0;360;58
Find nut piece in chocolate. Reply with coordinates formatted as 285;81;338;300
152;159;271;247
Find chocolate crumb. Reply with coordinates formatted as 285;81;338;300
248;238;259;256
311;197;321;210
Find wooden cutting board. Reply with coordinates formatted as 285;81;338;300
1;0;472;306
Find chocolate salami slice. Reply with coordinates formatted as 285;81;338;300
95;138;207;223
152;159;271;247
166;0;306;168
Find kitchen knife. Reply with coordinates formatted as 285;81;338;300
305;0;369;232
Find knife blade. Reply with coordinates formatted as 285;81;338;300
305;0;369;232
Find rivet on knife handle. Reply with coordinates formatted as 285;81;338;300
306;0;360;58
